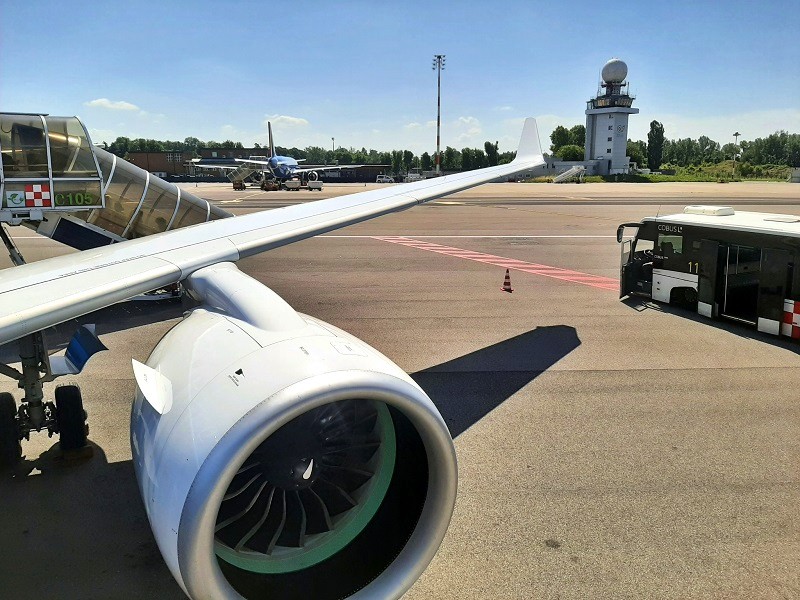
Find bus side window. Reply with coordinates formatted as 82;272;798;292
657;234;683;257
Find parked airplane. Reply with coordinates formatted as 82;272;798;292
0;113;544;600
195;121;360;183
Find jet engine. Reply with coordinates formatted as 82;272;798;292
130;263;457;600
306;170;319;182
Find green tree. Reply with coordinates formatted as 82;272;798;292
568;125;585;148
550;126;570;153
647;120;665;170
556;144;584;161
108;136;131;157
627;140;646;168
787;138;800;167
391;150;403;174
304;146;327;164
402;150;414;172
461;148;474;171
697;136;721;163
484;140;499;166
721;143;738;160
442;146;461;171
421;152;432;171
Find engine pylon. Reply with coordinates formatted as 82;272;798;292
501;269;513;293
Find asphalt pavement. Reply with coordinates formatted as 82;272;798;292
0;181;798;599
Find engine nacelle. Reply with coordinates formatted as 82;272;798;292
306;170;319;182
130;263;457;599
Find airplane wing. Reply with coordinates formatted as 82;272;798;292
193;163;240;171
234;158;270;167
233;159;360;172
294;164;363;173
0;118;543;346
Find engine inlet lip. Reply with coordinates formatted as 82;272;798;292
178;369;458;600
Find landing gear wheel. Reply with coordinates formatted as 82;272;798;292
55;385;88;452
0;392;21;467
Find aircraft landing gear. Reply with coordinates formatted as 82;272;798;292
55;385;88;452
0;224;91;467
0;332;91;467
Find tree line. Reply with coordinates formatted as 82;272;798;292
549;121;800;171
104;136;515;175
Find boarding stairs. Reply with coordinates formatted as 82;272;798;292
553;165;586;183
227;163;258;183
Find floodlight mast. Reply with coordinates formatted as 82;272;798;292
732;131;740;178
432;54;446;174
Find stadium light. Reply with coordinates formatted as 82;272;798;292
432;54;446;174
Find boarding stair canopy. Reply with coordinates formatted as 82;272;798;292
227;163;258;183
0;113;231;251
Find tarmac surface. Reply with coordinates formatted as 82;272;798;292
0;181;799;599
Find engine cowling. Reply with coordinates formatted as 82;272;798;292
130;263;457;599
306;170;319;181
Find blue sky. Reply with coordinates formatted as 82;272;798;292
1;0;797;154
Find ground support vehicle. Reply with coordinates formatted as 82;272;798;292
283;179;323;191
619;205;800;338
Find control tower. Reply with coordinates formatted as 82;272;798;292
584;58;639;175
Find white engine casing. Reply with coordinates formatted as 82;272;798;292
130;263;457;600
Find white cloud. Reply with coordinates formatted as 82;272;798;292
495;105;514;112
454;116;482;143
84;98;140;111
404;122;421;130
264;114;310;129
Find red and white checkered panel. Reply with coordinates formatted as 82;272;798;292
24;184;52;208
782;299;800;339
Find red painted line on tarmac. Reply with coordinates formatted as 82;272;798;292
373;236;619;291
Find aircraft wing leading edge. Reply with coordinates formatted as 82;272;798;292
0;118;543;346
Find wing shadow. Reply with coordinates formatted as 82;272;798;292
412;325;581;437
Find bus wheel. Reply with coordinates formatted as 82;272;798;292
684;288;698;306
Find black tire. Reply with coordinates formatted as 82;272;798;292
55;385;88;451
0;392;21;467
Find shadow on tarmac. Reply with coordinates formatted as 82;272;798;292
0;325;579;599
0;442;182;599
621;296;800;354
413;325;581;437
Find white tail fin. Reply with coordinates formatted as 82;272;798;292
512;118;543;164
268;121;275;158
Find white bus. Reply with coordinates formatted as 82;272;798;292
618;205;800;338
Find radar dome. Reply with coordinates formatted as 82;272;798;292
601;58;628;83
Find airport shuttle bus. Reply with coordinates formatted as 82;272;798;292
618;205;800;339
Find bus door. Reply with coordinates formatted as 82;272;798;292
721;245;762;325
756;248;790;334
697;239;725;318
620;238;632;298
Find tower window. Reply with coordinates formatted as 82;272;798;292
608;125;613;130
607;137;612;142
607;148;611;153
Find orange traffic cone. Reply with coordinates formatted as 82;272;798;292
501;269;513;293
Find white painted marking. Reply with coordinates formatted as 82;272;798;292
302;459;314;480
